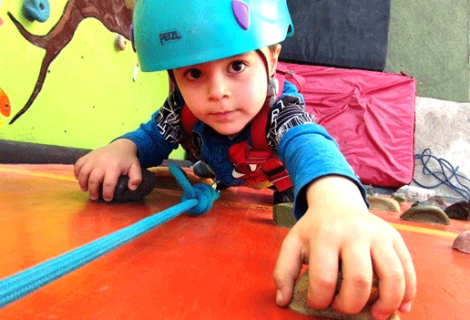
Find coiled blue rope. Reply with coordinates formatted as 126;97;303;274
0;164;219;309
414;148;470;201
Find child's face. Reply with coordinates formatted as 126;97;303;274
174;47;279;136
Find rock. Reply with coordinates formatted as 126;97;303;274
400;205;450;225
99;168;157;203
453;231;470;254
289;269;399;320
367;195;401;212
411;196;447;211
365;185;377;196
445;201;470;221
114;34;127;51
273;202;296;228
22;0;50;22
396;185;435;202
392;192;407;204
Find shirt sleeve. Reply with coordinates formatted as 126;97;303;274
278;123;368;219
118;91;187;168
267;83;367;219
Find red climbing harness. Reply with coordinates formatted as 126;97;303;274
180;63;304;192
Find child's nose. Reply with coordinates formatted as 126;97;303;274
207;74;230;100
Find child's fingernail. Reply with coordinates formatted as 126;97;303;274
374;313;391;320
400;301;412;313
276;290;283;305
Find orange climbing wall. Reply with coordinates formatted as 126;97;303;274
0;164;469;319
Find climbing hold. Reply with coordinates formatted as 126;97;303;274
99;168;157;203
453;230;470;254
114;34;127;51
391;192;407;204
367;195;401;213
193;161;216;179
411;197;447;212
124;0;136;10
289;269;400;320
273;202;296;228
365;185;377;196
396;185;435;202
445;200;470;221
0;87;11;118
22;0;50;23
400;205;450;225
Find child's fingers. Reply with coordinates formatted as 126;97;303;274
87;169;106;201
127;163;142;191
101;170;121;202
370;242;406;320
73;157;86;179
76;162;94;192
273;235;303;307
331;242;373;314
306;245;339;310
394;238;417;313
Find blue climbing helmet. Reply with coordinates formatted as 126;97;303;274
132;0;294;72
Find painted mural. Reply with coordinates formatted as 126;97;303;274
8;0;134;123
0;0;183;158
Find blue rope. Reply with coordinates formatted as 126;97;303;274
0;164;219;309
413;148;470;201
169;164;219;216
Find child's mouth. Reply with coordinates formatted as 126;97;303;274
212;111;236;121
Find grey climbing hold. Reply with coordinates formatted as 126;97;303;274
453;230;470;254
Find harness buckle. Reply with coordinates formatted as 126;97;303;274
245;150;272;164
262;158;292;191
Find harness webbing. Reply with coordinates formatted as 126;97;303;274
179;63;303;191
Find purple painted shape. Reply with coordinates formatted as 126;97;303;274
232;0;249;31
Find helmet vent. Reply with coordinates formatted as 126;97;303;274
232;0;250;31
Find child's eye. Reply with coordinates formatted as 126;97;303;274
228;61;246;73
184;68;202;80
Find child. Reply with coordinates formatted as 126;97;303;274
74;1;416;319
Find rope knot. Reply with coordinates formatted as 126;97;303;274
182;183;219;216
169;164;220;216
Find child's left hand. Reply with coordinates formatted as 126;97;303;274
273;176;416;320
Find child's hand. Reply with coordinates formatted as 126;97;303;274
74;139;141;201
273;176;416;320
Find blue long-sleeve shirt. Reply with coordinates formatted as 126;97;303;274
121;81;366;219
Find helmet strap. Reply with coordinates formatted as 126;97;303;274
255;49;277;106
267;77;279;106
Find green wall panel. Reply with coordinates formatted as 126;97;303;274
0;0;185;160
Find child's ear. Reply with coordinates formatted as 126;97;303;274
269;44;282;77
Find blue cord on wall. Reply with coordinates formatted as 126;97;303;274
0;164;219;309
414;148;470;200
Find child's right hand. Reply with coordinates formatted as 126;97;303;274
74;139;141;201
